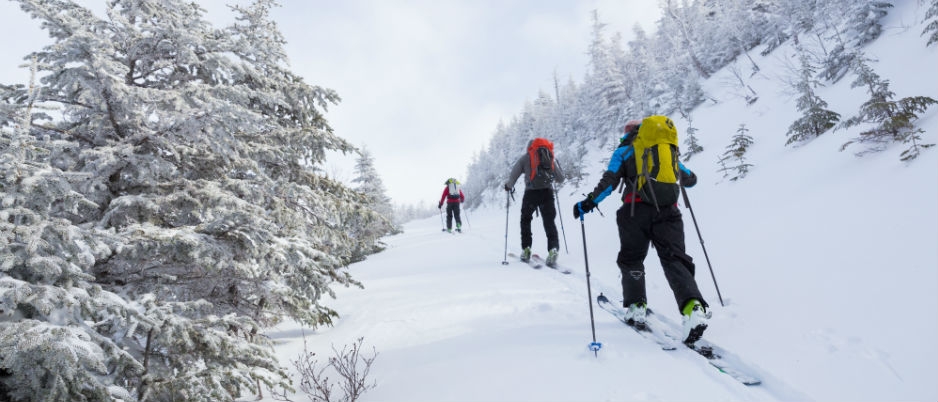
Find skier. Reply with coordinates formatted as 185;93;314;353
503;138;564;267
573;117;710;344
439;178;466;233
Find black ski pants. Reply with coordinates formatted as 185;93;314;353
520;188;560;251
445;202;462;229
615;202;707;312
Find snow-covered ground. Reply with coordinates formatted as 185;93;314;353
260;3;937;401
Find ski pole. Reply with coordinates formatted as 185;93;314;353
680;185;725;307
552;181;569;253
501;189;513;265
439;207;446;232
577;204;602;356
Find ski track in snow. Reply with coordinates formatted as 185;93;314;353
260;215;811;402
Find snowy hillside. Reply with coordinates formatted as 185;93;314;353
259;3;937;402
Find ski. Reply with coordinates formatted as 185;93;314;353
506;252;542;269
647;310;763;386
531;254;572;274
596;293;676;350
597;293;762;385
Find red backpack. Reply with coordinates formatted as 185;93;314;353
527;138;554;181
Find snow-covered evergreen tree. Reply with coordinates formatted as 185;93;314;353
818;41;860;84
838;55;937;159
718;124;755;181
621;25;659;120
1;58;146;402
924;0;938;46
682;118;704;162
581;12;630;142
786;47;841;145
844;1;892;47
753;0;792;56
552;74;588;190
348;146;397;261
1;0;382;400
662;0;712;79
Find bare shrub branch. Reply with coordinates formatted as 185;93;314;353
273;334;378;402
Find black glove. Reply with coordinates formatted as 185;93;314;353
438;202;443;209
503;184;512;191
573;197;597;219
680;171;698;188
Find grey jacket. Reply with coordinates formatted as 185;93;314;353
505;152;564;191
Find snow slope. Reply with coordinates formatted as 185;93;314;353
260;3;937;401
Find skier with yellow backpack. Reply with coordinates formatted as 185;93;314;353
573;115;710;344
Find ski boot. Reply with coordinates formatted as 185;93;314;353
545;248;559;268
681;299;710;344
520;247;532;262
623;302;647;329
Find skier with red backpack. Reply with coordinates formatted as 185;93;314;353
503;138;565;267
439;178;466;233
573;116;710;344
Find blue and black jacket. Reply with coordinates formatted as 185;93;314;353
587;139;697;205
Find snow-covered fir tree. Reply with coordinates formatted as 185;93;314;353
682;119;704;162
581;12;630;142
348;146;397;261
1;0;384;400
844;1;892;47
786;45;841;145
925;0;938;46
816;0;893;83
718;124;755;181
553;74;589;190
838;54;937;160
1;58;148;402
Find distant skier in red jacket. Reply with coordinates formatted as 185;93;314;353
439;178;466;233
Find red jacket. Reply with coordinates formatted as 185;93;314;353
439;187;465;206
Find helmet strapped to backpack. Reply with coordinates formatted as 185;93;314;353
632;115;681;208
446;178;461;200
527;138;555;181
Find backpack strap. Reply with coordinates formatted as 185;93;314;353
640;147;661;211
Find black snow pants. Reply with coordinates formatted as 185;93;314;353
616;202;707;312
445;202;462;229
520;188;559;251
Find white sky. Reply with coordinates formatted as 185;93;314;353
0;0;661;206
259;2;937;400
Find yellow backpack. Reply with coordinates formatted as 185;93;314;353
632;115;680;207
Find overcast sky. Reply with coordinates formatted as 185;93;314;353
0;0;660;206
